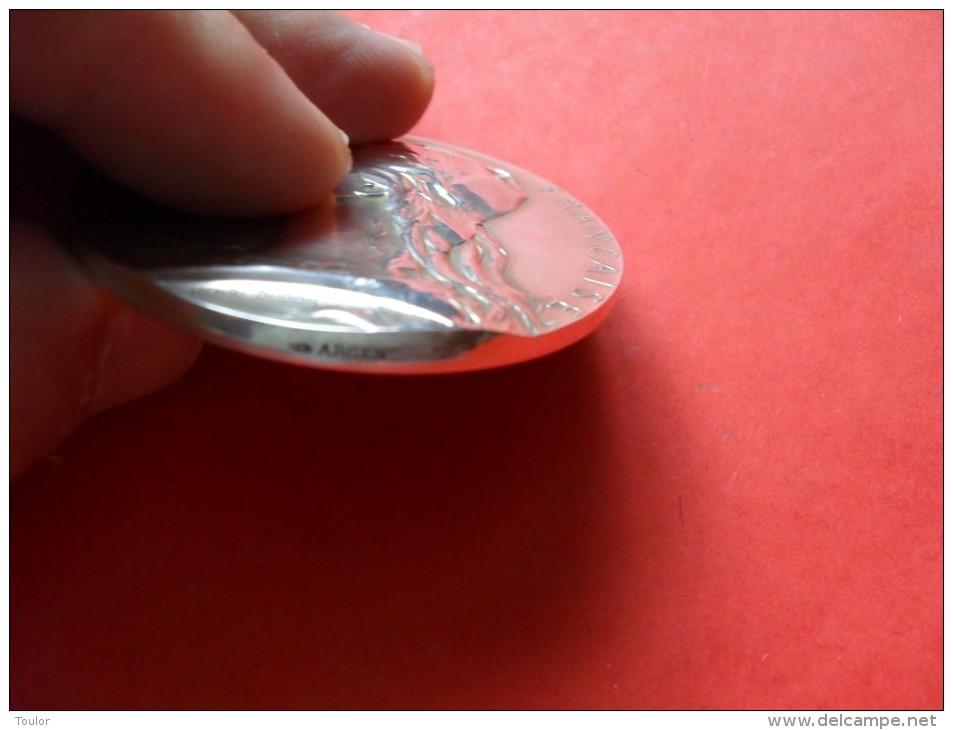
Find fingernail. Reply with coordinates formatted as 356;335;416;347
338;128;350;147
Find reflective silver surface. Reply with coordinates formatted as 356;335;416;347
73;137;622;373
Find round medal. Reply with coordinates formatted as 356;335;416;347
73;138;622;373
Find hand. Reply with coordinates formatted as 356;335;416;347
10;10;434;478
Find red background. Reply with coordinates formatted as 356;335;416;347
11;11;942;709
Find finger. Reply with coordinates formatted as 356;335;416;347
234;10;434;144
11;10;351;216
11;219;201;480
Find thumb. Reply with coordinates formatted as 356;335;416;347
10;218;202;479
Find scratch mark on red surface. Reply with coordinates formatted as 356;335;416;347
727;469;739;491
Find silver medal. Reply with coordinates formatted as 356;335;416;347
73;138;622;373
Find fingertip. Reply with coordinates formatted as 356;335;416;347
235;11;435;145
351;31;435;142
324;19;436;143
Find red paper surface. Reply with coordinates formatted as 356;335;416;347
10;11;942;709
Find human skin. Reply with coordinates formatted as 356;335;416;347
10;10;434;478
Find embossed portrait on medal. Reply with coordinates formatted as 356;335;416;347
278;141;544;335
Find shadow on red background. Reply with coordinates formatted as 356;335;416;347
12;329;671;708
